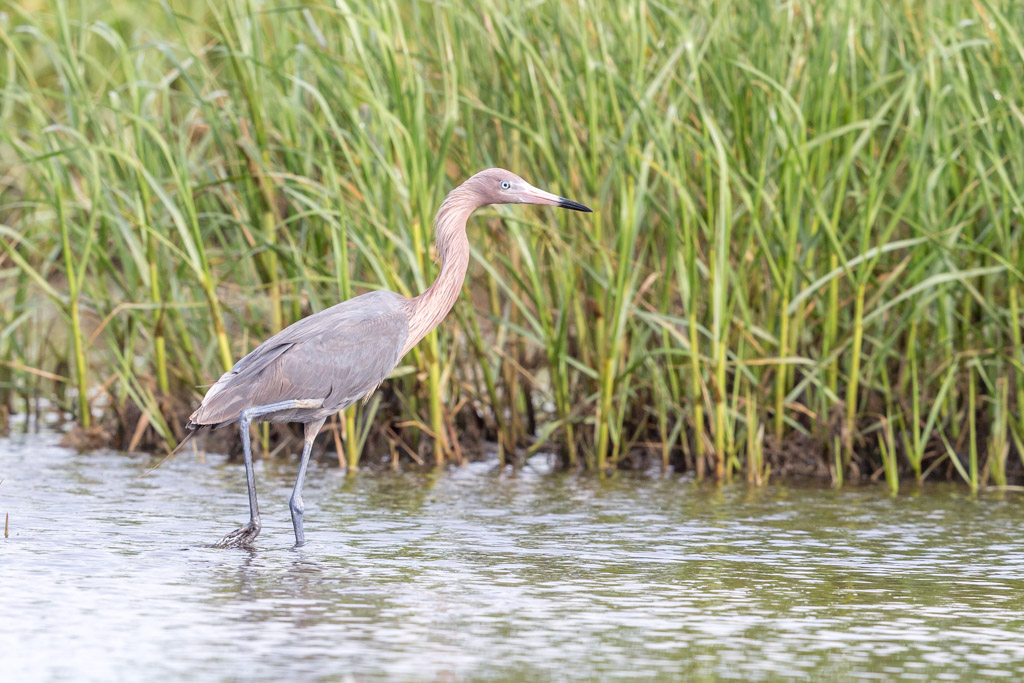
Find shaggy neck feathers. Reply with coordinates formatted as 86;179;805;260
403;185;476;353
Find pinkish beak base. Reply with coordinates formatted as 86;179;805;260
522;185;594;212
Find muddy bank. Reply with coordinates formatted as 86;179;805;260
33;393;1019;487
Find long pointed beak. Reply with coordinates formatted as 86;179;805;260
522;185;594;213
557;196;594;212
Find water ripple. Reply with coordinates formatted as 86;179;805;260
2;433;1023;680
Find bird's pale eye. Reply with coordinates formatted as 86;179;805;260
499;180;511;190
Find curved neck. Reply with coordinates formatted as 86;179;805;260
403;186;476;354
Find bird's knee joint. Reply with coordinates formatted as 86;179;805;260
290;497;304;516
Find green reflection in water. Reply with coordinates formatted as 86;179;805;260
2;433;1023;681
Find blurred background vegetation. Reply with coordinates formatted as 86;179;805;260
2;0;1023;489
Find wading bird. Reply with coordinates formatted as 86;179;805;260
178;168;592;548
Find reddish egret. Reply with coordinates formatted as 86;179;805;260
177;168;592;548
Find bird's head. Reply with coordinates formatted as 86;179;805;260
465;168;593;213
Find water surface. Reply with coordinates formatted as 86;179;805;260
2;432;1023;680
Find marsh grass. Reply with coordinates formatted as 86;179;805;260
1;0;1023;484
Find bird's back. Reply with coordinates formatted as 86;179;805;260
188;290;410;430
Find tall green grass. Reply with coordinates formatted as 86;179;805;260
1;0;1022;486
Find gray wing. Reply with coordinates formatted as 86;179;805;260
188;290;410;428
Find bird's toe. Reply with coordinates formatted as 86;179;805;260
212;521;261;549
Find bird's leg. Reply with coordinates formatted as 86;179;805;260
290;418;326;547
214;399;323;549
214;411;261;548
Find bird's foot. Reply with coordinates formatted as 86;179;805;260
290;505;305;548
213;520;261;549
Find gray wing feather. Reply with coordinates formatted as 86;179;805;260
189;290;409;428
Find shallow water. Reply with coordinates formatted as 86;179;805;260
2;432;1024;681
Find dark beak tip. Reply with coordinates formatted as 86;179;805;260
557;197;594;213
